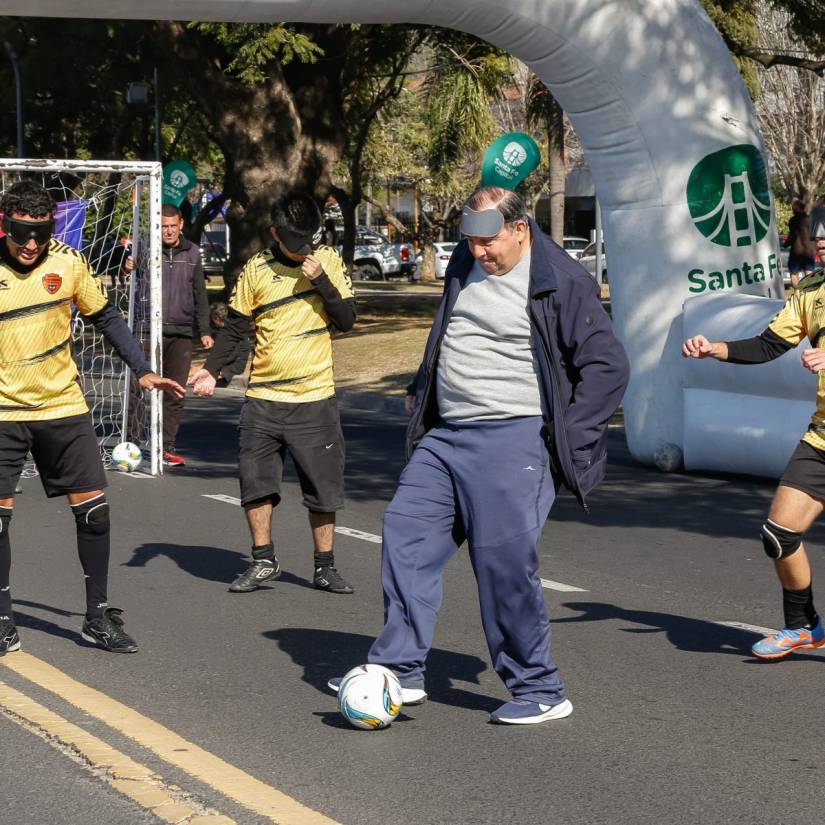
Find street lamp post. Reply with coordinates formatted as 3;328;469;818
126;70;161;163
0;32;24;157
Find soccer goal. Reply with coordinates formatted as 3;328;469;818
0;159;164;476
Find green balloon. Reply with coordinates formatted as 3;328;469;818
480;133;541;190
162;160;197;206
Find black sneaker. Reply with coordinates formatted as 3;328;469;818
313;565;354;594
228;557;281;593
81;607;138;653
0;617;20;654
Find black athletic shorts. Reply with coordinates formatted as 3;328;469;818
780;439;825;501
0;414;107;498
238;396;345;512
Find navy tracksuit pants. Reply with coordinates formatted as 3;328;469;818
368;416;567;705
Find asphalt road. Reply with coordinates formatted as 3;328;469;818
3;393;823;825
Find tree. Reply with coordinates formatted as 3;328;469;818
753;2;825;209
700;0;825;77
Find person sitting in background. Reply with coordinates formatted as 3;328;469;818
209;302;251;387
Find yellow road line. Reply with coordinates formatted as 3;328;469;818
1;653;342;825
0;679;234;825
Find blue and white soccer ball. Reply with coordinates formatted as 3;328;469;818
338;664;403;730
111;441;142;473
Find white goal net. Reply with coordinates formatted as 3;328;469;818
0;159;164;476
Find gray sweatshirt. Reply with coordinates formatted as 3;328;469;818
436;247;542;421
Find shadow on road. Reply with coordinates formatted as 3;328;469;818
266;628;500;711
122;543;315;589
556;600;825;663
123;543;247;583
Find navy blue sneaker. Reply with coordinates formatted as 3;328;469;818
490;698;573;725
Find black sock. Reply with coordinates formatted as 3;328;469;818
252;543;275;561
0;506;12;618
314;551;334;570
782;585;818;630
73;497;110;621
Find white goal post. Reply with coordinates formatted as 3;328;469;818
0;158;164;476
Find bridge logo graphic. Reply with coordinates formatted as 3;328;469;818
687;144;771;247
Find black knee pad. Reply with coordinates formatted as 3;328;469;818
72;495;109;536
761;519;802;560
0;507;11;536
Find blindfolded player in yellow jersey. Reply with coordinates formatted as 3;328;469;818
0;181;184;656
682;221;825;660
189;190;357;596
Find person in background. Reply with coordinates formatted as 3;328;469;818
209;302;251;387
125;204;213;466
786;200;816;288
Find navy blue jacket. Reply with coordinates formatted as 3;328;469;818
406;220;630;510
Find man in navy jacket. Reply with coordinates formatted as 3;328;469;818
330;187;629;724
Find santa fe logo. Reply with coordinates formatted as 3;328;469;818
687;144;771;247
502;142;528;167
684;144;778;295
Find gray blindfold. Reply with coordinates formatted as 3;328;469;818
459;206;505;238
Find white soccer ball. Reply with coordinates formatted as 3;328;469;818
338;664;403;730
111;442;142;473
653;442;683;473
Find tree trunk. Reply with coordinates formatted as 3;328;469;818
160;22;347;281
546;94;566;244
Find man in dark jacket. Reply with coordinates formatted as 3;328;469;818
786;200;816;288
126;204;212;465
328;187;629;724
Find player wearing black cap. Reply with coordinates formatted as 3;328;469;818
189;191;357;595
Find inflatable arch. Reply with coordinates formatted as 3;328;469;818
10;0;805;477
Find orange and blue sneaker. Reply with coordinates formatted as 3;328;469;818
751;620;825;660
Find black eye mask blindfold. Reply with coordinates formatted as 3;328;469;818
275;224;323;255
2;215;55;246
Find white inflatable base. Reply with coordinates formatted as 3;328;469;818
682;292;817;478
684;389;811;477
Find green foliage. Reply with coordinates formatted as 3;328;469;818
700;0;759;95
192;23;322;84
426;41;514;180
773;189;792;234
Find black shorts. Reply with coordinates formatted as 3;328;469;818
780;440;825;501
0;414;107;498
238;396;345;512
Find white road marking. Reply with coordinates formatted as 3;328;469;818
541;578;588;592
114;470;153;479
201;496;778;638
333;526;382;544
203;493;242;506
714;620;776;636
200;494;382;544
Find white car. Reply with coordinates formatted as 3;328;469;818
577;240;607;282
434;242;458;279
563;236;590;258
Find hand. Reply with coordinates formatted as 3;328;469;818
301;255;325;281
188;368;218;398
682;334;715;359
201;334;214;349
139;372;185;399
801;348;825;374
405;394;415;416
123;256;135;273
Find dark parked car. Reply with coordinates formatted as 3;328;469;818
200;239;228;275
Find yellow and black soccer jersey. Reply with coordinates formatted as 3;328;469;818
229;245;354;403
767;268;825;451
0;238;108;420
